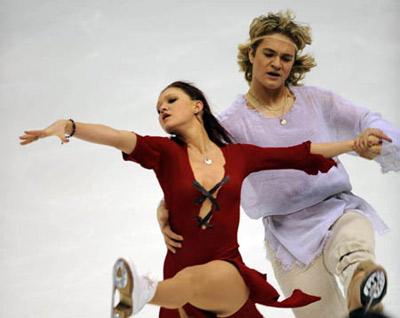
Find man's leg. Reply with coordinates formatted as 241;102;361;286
323;211;386;313
267;242;347;318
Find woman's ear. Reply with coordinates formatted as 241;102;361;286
194;101;204;114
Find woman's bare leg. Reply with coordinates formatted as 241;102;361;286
149;260;249;317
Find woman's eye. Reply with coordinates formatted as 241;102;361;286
168;98;177;104
282;56;293;62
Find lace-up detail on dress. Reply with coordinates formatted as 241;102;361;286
193;176;230;229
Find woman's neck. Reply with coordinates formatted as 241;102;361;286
180;121;214;154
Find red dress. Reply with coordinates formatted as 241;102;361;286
123;135;336;317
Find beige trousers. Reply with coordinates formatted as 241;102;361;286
267;211;376;318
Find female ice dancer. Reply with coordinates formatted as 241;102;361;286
157;11;399;318
19;81;372;318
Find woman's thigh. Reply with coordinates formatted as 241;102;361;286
183;260;249;317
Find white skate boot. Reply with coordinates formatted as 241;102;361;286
111;258;158;318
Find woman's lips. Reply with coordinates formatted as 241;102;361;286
162;114;171;121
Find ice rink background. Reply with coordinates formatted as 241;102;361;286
1;0;399;317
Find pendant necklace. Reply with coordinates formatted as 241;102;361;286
192;143;213;165
246;89;292;126
201;133;213;165
203;143;213;165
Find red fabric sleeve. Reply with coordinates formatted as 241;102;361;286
122;134;167;171
241;141;336;175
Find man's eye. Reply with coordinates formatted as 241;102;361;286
264;53;274;58
282;56;293;62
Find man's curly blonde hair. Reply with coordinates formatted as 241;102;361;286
238;10;316;86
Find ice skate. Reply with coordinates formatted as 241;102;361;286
111;258;158;318
111;259;133;318
347;260;387;315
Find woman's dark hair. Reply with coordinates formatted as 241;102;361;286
162;81;233;146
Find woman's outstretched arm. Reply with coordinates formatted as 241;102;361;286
310;140;355;158
19;119;137;154
311;131;392;159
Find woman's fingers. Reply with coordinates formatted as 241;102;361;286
24;129;46;135
19;135;35;141
19;129;47;145
57;133;70;144
19;137;37;145
19;131;68;145
19;132;41;145
20;121;71;145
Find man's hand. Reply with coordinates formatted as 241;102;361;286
157;200;183;253
353;128;391;160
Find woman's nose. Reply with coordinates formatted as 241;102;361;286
159;104;168;113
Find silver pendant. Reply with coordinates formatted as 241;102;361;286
280;118;288;126
204;158;213;165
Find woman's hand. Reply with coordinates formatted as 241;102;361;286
19;119;71;145
353;128;392;160
157;199;183;253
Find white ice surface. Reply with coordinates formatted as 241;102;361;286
1;1;399;317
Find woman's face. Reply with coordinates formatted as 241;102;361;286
249;33;296;90
156;87;201;134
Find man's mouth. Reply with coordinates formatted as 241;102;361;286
266;71;280;78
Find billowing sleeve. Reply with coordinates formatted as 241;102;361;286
241;141;336;175
322;89;400;173
122;134;165;171
361;113;400;173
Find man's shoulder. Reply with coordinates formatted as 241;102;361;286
292;84;332;97
218;94;246;122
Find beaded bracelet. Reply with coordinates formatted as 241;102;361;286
66;119;76;138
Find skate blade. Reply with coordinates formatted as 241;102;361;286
361;269;387;311
111;259;133;318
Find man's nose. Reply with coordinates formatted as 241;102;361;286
271;56;282;70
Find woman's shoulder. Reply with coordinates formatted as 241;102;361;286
136;134;182;150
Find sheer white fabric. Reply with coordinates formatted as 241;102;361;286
218;86;398;269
